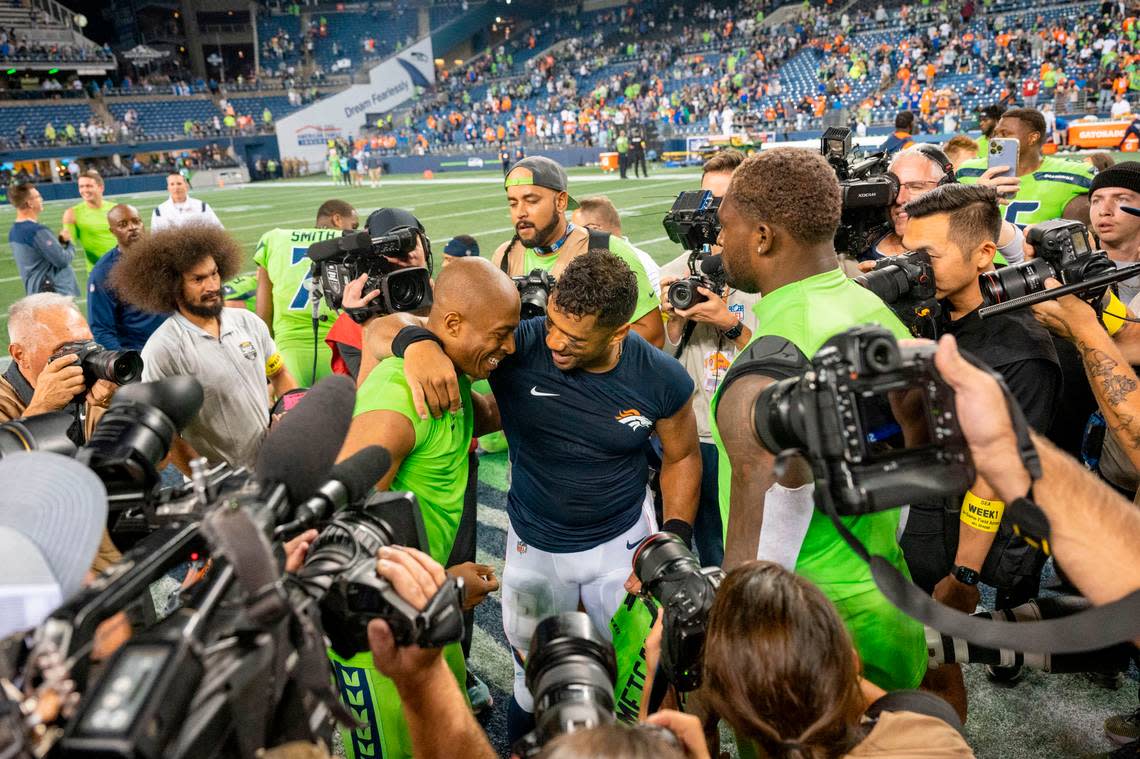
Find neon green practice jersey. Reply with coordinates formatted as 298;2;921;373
68;201;116;270
253;227;342;385
708;267;927;692
958;155;1094;227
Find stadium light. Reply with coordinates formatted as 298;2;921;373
496;16;501;22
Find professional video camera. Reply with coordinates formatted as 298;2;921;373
513;268;557;319
306;228;433;318
821;127;898;257
854;250;941;339
3;377;466;759
753;326;1140;658
667;251;728;311
979;219;1140;319
662;190;721;252
632;533;723;695
48;339;143;390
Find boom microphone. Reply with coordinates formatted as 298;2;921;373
274;445;391;538
254;375;356;513
700;254;724;278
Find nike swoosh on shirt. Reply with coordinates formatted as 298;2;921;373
626;539;643;551
530;386;560;397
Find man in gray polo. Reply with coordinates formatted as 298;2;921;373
110;224;297;471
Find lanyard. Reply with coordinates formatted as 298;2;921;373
533;223;576;255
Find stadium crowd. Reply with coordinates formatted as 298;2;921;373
2;90;1140;757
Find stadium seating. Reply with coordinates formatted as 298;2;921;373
105;98;218;139
0;102;92;145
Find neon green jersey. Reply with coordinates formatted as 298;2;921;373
354;357;473;566
957;155;1094;227
253;228;342;383
69;201;116;270
521;234;660;322
708;267;926;691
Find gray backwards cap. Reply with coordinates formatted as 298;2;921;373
504;156;580;210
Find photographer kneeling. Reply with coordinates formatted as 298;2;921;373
647;561;974;759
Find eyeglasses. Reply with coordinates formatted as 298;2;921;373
898;180;940;195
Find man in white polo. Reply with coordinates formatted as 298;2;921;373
151;173;222;232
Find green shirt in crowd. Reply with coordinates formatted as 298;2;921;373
957;155;1094;227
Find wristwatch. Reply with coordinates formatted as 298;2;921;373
951;565;980;586
721;321;744;340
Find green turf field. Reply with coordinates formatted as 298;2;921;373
0;167;701;352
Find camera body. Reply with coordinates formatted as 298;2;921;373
821;127;899;257
49;339;143;388
663;190;722;251
668;250;728;311
756;326;973;515
299;493;464;659
513;268;557;319
307;229;433;318
854;250;941;338
633;533;723;692
981;219;1115;307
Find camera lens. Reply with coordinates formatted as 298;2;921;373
520;285;549;319
385;268;432;312
84;348;143;384
753;377;810;454
668;279;706;310
524;612;617;746
855;264;911;304
979;258;1054;305
633;532;693;587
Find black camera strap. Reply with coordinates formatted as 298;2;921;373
814;364;1140;654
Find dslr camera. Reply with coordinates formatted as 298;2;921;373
633;533;724;693
307;228;434;318
668;250;728;310
756;325;973;515
821;127;899;257
663;190;722;251
513;268;556;319
854;250;941;339
49;339;143;389
979;219;1137;318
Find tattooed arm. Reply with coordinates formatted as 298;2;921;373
1033;291;1140;473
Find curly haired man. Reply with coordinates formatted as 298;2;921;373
112;224;297;471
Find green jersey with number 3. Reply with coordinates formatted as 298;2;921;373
957;156;1094;227
253;228;342;384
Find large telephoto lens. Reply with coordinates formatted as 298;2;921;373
855;263;911;304
979;258;1055;305
632;532;697;587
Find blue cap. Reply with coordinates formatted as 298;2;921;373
443;237;480;257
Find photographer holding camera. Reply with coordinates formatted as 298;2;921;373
897;185;1062;696
858;146;1025;267
710;147;927;693
649;561;973;759
657;149;760;567
254;199;359;387
113;225;298;472
493;156;665;348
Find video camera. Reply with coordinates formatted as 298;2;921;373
306;229;433;319
513;268;556;319
821;127;898;257
633;533;723;694
979;219;1140;319
854;250;941;339
3;377;466;759
662;190;721;252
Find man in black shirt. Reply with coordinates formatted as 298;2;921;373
898;185;1061;694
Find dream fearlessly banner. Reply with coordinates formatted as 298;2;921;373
275;37;434;166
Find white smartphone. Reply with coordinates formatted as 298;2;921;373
987;137;1019;180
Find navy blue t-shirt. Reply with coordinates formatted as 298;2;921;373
490;317;694;552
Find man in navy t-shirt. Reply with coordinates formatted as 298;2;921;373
356;251;700;742
87;204;167;350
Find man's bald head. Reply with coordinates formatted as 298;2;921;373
428;257;520;379
108;203;144;251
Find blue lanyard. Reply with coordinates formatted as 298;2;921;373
533;222;575;255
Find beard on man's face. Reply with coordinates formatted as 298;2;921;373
516;213;562;249
178;290;224;318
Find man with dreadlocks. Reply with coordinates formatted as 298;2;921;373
112;224;297;471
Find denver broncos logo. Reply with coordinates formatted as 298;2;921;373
615;408;653;431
